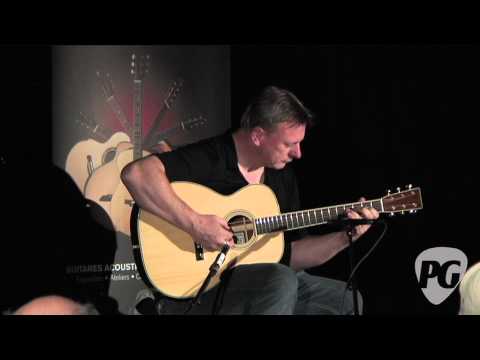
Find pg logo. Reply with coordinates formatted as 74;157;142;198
415;247;468;305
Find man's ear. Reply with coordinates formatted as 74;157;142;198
251;126;266;146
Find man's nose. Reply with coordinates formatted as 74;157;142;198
291;143;301;159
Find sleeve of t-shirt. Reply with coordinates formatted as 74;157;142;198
154;137;220;183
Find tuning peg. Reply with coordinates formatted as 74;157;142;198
387;189;391;195
401;211;405;215
406;184;412;189
389;212;395;217
396;187;401;192
131;54;136;60
409;210;417;214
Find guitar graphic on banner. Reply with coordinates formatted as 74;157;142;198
132;183;423;299
85;56;206;234
143;78;184;150
65;71;132;193
85;53;150;223
96;70;133;136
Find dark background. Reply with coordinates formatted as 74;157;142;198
230;45;478;315
2;44;478;315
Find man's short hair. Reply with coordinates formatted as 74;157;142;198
240;86;314;130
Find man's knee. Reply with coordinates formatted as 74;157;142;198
259;263;298;299
218;263;299;314
235;263;298;299
249;263;298;314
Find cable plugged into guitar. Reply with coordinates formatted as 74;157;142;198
184;243;231;313
184;243;230;314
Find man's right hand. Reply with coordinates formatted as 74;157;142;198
191;214;234;251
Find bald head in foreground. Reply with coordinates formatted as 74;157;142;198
12;295;98;315
459;262;480;315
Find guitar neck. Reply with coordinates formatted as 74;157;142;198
89;124;110;142
77;111;112;142
143;102;171;149
106;95;132;135
148;122;186;148
132;79;144;160
254;199;384;235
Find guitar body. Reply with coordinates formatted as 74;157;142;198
65;132;131;193
83;141;134;222
110;148;151;235
135;182;285;299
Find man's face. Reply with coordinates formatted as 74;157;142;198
258;121;306;169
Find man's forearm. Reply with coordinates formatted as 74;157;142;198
289;231;349;271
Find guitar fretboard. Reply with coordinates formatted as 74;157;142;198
89;124;109;142
106;96;131;135
254;199;383;234
78;112;110;142
133;79;144;160
143;104;170;150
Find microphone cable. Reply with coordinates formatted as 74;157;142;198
184;243;230;314
340;219;388;314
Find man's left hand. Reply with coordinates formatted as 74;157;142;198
345;197;379;241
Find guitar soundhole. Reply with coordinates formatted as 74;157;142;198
228;215;254;245
102;148;117;164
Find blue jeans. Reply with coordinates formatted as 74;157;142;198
136;263;361;315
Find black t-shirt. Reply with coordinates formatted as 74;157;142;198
155;131;307;266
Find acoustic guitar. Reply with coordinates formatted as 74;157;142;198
132;182;423;299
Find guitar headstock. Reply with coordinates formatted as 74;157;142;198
130;53;150;81
382;185;423;215
181;115;207;131
96;70;115;98
164;78;184;109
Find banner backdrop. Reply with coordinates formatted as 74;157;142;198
52;45;230;313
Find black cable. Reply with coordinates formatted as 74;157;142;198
211;268;233;315
340;219;388;314
184;244;230;314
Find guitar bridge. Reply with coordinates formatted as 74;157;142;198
124;199;135;207
194;243;204;261
99;194;112;202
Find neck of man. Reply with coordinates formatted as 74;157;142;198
232;129;265;174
